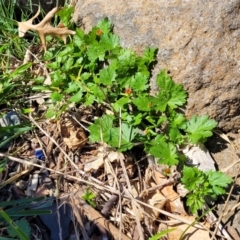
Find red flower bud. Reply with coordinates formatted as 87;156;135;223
125;88;132;95
96;29;103;35
58;23;65;28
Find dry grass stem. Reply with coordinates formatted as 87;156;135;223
0;152;114;193
119;156;145;240
73;196;131;240
70;195;89;240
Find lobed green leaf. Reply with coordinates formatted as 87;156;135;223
99;67;117;86
89;115;114;143
181;115;218;143
129;72;148;92
96;18;112;34
156;70;187;111
132;95;153;111
149;138;179;166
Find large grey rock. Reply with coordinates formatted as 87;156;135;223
73;0;240;132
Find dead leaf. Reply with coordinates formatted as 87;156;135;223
167;216;210;240
34;184;50;197
108;151;123;162
141;177;166;235
154;170;188;216
145;189;167;219
84;153;105;172
58;115;87;150
84;147;122;172
176;183;189;197
132;181;141;198
17;7;75;52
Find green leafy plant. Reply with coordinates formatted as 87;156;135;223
41;14;217;160
0;0;32;61
0;62;33;150
180;115;218;143
0;63;32;106
32;11;232;214
0;158;8;172
56;5;75;28
82;189;97;207
181;166;232;213
0;196;53;239
7;219;31;239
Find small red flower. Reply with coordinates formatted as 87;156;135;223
163;168;171;176
58;22;65;28
96;29;103;35
125;88;132;95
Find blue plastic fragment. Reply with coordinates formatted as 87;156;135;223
34;148;45;160
39;202;72;240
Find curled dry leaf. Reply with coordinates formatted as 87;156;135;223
17;7;75;52
84;152;105;172
58;115;87;150
144;188;167;219
176;183;189;198
143;163;167;220
84;147;123;172
153;169;188;216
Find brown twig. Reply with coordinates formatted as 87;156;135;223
119;156;145;240
0;153;114;193
227;226;240;240
74;196;131;240
70;195;90;240
139;178;175;199
101;194;119;216
45;126;60;168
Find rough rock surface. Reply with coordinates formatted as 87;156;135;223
73;0;240;132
